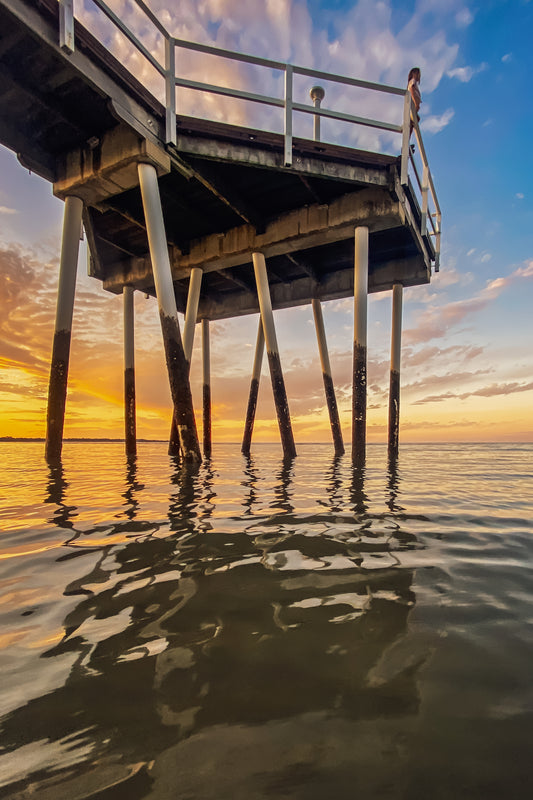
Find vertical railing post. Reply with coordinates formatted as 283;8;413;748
284;65;293;167
59;0;74;54
435;213;442;272
310;85;325;142
165;35;176;145
400;91;411;185
421;163;429;236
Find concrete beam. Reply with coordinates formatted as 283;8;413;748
175;132;392;187
102;187;403;291
197;255;427;321
102;252;427;320
54;125;170;204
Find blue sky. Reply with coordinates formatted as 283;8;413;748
0;0;532;442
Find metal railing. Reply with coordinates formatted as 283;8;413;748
57;0;441;267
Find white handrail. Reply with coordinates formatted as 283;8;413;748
56;0;441;267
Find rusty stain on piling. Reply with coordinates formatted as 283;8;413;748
203;383;212;458
45;329;71;462
388;369;400;457
160;312;201;464
267;350;296;460
352;342;367;460
124;366;136;456
322;371;345;456
242;377;260;456
168;416;180;456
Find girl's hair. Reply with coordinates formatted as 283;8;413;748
408;67;421;82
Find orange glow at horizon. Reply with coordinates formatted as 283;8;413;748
2;367;531;443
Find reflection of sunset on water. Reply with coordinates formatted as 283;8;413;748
1;442;532;797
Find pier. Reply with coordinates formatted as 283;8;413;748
0;0;441;463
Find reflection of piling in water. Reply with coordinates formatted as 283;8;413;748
349;463;368;516
242;455;260;514
45;461;76;529
3;463;418;795
325;454;344;512
122;455;144;520
273;456;295;514
386;451;403;513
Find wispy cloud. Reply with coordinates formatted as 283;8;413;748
446;62;488;82
455;8;474;28
0;206;18;215
404;260;533;344
423;108;455;133
413;381;533;405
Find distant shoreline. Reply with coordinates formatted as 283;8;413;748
1;438;530;445
0;437;165;443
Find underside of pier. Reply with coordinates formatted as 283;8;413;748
0;0;435;323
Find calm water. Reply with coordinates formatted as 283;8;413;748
0;442;532;799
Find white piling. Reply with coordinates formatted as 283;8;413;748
202;318;212;458
388;283;403;457
138;162;201;463
123;285;136;457
242;318;265;456
312;298;344;456
45;194;83;462
252;252;296;459
352;226;369;462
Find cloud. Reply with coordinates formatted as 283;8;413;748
432;264;474;288
422;108;454;133
516;193;524;200
501;53;512;63
446;62;487;82
404;259;533;344
402;343;484;369
455;8;474;27
0;206;18;215
413;381;533;405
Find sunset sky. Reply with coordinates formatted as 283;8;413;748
1;0;532;444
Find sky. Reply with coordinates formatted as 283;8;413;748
1;0;532;444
